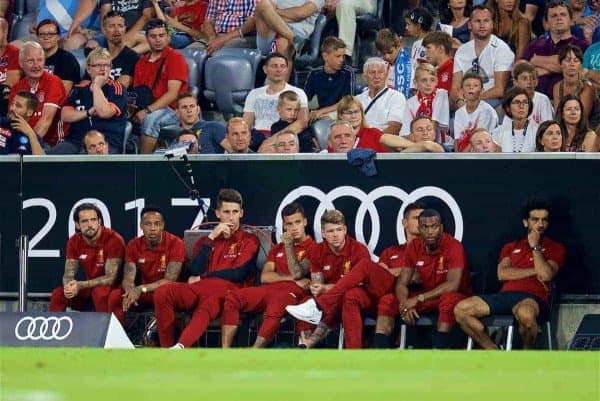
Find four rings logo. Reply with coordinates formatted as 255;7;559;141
14;316;73;341
275;185;463;254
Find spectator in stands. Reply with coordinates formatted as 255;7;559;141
400;63;450;144
553;44;599;127
535;120;566;152
253;0;324;62
9;41;66;147
376;208;472;349
454;73;499;152
15;0;101;50
95;11;139;89
37;19;81;94
108;206;184;325
177;129;201;154
405;7;434;93
133;19;189;154
438;0;472;49
0;91;45;155
273;130;300;153
243;53;308;147
452;5;514;108
521;0;545;37
455;198;566;350
49;203;126;313
73;0;155;53
521;0;588;98
0;17;20;116
512;62;554;125
203;0;257;55
323;0;376;66
555;94;600;151
289;209;371;347
405;116;445;153
175;92;228;154
221;202;314;348
225;117;253;153
287;202;425;349
569;0;600;44
271;90;317;152
304;36;355;122
326;120;355;153
469;128;496;153
154;188;260;348
375;28;411;98
149;0;208;50
83;130;109;155
492;87;538;152
57;48;127;154
356;57;406;135
488;0;531;60
422;31;454;92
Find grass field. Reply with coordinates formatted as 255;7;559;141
1;349;598;401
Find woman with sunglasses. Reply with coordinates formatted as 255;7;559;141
492;87;538;152
555;94;600;151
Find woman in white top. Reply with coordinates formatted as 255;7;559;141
492;87;538;152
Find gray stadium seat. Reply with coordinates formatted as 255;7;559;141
123;121;133;154
180;47;208;91
183;56;200;99
311;118;331;150
204;55;255;116
294;13;327;70
213;47;263;75
68;48;87;80
355;0;384;68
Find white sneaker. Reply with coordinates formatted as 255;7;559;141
286;298;322;324
169;343;184;349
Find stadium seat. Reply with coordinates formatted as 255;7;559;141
68;48;87;80
398;314;438;349
466;316;553;351
204;55;255;116
213;47;263;76
294;13;328;70
180;47;208;92
354;0;384;68
183;56;200;99
311;118;331;150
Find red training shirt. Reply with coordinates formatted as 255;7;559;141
126;231;185;284
403;232;471;294
309;235;371;284
66;227;126;280
379;244;407;268
498;237;566;303
436;58;454;92
267;236;317;276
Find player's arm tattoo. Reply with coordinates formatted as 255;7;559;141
121;262;137;290
62;259;79;286
164;261;182;282
311;271;324;285
284;242;309;279
80;258;122;289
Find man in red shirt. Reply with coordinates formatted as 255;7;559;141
455;198;566;349
154;189;260;348
422;31;454;93
377;208;472;348
49;203;125;312
107;206;184;324
9;41;66;146
286;202;425;348
132;19;189;154
285;209;371;347
0;17;20;114
220;202;315;348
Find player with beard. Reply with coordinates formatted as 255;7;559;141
107;206;184;325
455;198;566;349
49;203;125;312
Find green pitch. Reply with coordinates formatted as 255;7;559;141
1;349;598;401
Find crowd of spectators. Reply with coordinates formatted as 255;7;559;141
1;0;600;155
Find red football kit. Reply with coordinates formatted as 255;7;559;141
221;236;316;342
379;233;471;325
436;58;454;92
313;244;406;348
108;231;185;323
49;227;125;312
133;46;188;109
154;229;260;347
498;237;566;303
0;44;19;85
9;71;66;145
309;235;371;284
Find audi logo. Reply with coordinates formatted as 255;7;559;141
275;185;463;253
14;316;73;341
